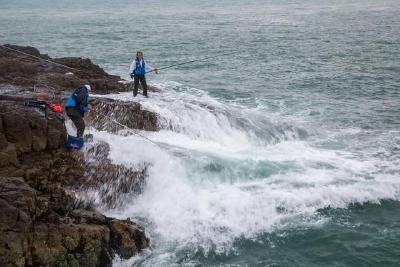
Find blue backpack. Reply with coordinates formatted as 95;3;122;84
65;86;89;113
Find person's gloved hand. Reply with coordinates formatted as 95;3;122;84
130;74;134;79
155;68;159;74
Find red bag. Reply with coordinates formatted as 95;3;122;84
49;103;63;113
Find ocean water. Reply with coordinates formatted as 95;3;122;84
1;0;400;266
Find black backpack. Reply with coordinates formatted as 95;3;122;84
72;86;88;105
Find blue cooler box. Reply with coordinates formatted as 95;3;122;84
65;135;84;150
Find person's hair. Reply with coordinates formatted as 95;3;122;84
136;51;143;57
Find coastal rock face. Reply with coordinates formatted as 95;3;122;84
89;98;159;132
0;99;66;169
0;44;158;93
0;96;149;266
79;141;149;209
0;44;162;266
0;176;148;267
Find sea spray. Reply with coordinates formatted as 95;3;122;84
85;86;400;266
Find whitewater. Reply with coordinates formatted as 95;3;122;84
82;82;400;266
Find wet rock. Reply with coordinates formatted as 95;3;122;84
0;44;155;266
0;99;66;156
0;160;149;267
89;97;159;132
0;177;35;267
0;96;150;266
2;108;33;154
109;219;149;258
81;141;148;209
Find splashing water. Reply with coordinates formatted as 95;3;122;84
84;84;400;266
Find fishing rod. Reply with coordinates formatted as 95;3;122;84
146;50;237;74
89;109;164;147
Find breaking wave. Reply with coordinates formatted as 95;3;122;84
81;83;400;266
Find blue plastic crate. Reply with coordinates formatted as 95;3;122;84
65;135;84;150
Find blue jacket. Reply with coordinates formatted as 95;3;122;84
65;86;89;114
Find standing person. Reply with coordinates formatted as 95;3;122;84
64;84;93;138
129;51;158;97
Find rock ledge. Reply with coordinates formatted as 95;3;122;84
0;45;154;267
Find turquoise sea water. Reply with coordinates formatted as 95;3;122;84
1;0;400;266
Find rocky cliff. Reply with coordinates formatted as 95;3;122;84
0;45;159;266
0;44;158;93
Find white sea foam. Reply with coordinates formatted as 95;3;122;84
88;85;400;258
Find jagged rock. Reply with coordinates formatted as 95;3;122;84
0;99;66;155
1;44;44;58
0;96;150;266
0;115;6;145
0;118;19;167
54;57;110;78
89;98;159;132
0;164;149;267
47;112;68;150
80;141;148;209
109;219;149;258
0;44;124;93
0;58;37;76
2;107;32;154
28;111;48;151
0;143;18;167
0;45;158;266
1;44;159;93
42;72;86;90
0;177;35;267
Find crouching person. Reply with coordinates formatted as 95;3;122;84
65;84;93;138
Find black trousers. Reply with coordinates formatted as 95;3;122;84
66;108;85;138
133;74;148;97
